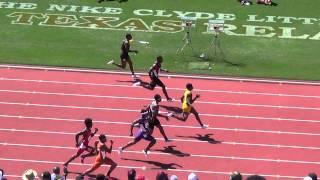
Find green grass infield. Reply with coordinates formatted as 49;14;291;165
0;0;319;80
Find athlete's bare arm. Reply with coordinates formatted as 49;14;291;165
160;67;169;73
124;42;138;54
75;130;86;147
130;119;143;136
91;128;98;137
191;94;200;104
148;64;156;75
186;94;192;106
105;140;113;153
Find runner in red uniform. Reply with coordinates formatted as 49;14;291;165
82;134;117;178
63;118;98;168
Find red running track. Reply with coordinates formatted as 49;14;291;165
0;67;320;179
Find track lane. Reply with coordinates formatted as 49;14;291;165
2;121;320;163
1;67;320;97
1;144;318;179
1;91;320;122
1;67;320;179
1;79;320;109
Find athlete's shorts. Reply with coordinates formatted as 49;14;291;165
149;76;164;89
134;130;155;142
182;103;192;113
120;53;130;61
92;156;115;169
75;141;89;156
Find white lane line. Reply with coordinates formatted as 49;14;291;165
0;157;145;170
0;101;138;111
1;142;319;165
1;102;320;136
0;89;319;111
1;127;320;150
0;89;151;101
1;104;320;125
202;113;320;123
0;63;319;86
1;77;320;99
0;157;305;179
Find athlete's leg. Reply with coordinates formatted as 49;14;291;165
145;136;156;152
83;162;102;175
143;78;155;90
110;54;127;69
120;131;142;151
64;148;84;166
104;158;117;177
121;139;139;150
113;58;127;69
171;110;189;121
182;112;190;121
126;57;135;75
156;122;169;141
160;84;171;101
156;78;171;101
63;155;77;166
80;146;97;163
190;107;204;127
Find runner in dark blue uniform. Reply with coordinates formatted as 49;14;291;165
118;109;157;156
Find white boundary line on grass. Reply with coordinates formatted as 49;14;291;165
2;77;320;99
0;157;305;179
0;89;320;111
1;142;320;165
1;126;320;150
0;64;320;86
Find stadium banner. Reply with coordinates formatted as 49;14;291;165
1;1;320;40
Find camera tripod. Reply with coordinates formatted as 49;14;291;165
207;32;225;59
176;29;195;55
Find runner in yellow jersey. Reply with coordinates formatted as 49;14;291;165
169;83;208;128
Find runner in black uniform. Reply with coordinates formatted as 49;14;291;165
147;94;170;142
134;56;172;101
107;33;138;78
